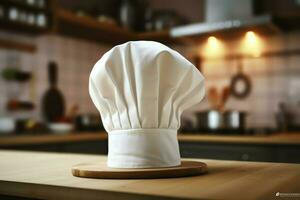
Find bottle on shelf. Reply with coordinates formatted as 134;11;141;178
26;0;36;7
0;5;4;19
36;13;47;27
8;7;19;21
19;10;27;23
27;13;35;25
37;0;46;8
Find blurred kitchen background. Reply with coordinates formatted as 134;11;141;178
0;0;300;163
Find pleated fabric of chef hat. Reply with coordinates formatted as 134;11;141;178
89;41;205;168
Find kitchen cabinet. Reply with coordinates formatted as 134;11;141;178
180;142;275;162
276;145;300;163
1;132;300;163
3;139;300;163
179;142;300;163
0;132;108;155
6;140;108;155
254;0;300;30
59;140;108;154
178;133;300;163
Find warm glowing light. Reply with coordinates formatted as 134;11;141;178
208;36;218;46
203;36;224;58
242;31;263;57
245;31;256;41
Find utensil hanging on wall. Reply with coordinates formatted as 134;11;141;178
208;86;230;111
41;61;65;122
230;60;252;99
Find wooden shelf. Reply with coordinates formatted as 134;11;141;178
55;9;135;45
55;9;181;45
0;0;49;13
0;1;181;45
0;38;36;53
0;1;182;45
0;19;48;35
0;1;299;47
0;0;53;35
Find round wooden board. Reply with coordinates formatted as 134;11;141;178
72;161;207;179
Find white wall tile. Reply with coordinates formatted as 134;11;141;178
0;31;300;128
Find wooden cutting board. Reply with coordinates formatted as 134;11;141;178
72;161;207;179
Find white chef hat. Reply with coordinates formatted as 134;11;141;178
89;41;205;168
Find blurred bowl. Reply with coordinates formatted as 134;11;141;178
75;114;103;131
0;117;15;134
48;123;73;134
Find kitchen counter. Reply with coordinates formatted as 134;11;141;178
1;132;300;164
0;132;107;147
1;131;300;147
178;132;300;145
0;150;300;200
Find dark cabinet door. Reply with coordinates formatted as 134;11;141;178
275;145;300;163
59;140;108;154
180;142;292;162
3;140;108;155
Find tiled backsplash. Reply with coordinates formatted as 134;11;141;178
0;32;110;120
0;31;299;129
178;31;300;128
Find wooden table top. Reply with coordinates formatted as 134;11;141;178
0;150;299;200
1;132;300;147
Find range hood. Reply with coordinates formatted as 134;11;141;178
171;0;280;38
